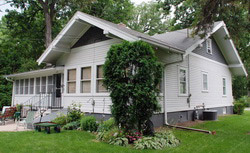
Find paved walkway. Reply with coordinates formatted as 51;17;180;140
0;120;31;132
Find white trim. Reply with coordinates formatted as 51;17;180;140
70;24;91;47
184;21;225;57
201;71;208;92
222;77;227;96
206;38;213;55
190;53;228;67
178;66;188;97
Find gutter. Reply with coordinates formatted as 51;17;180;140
161;55;214;135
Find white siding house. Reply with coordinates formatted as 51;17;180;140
4;12;247;126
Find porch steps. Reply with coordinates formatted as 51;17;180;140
33;108;68;123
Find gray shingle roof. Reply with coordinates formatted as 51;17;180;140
152;22;222;51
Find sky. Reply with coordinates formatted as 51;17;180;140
0;0;153;19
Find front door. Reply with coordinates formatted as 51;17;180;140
53;74;62;108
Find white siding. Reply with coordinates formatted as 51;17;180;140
59;39;164;114
165;53;233;112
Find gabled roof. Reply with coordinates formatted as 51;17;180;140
37;12;247;77
37;11;184;65
153;21;247;76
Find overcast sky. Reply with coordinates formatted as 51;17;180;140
0;0;154;19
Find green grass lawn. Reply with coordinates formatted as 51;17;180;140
1;111;250;153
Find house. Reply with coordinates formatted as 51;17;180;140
4;11;247;126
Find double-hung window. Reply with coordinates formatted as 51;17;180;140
81;67;91;93
30;78;34;94
24;79;29;94
179;67;188;96
15;80;19;94
96;65;107;93
202;72;208;92
67;69;76;93
223;77;226;96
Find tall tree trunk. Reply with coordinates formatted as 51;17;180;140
38;0;54;48
44;9;52;48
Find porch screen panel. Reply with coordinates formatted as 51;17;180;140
24;79;29;94
30;78;34;94
67;69;76;93
81;67;91;93
96;65;107;93
47;76;53;93
15;80;19;94
41;77;46;93
20;79;24;94
36;77;40;94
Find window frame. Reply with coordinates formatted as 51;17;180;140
222;77;227;96
67;69;77;94
178;66;188;96
96;65;108;93
29;78;34;95
20;79;24;95
201;71;208;92
206;38;213;55
80;66;92;93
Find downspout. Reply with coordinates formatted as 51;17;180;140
163;54;215;135
5;77;15;106
163;55;184;125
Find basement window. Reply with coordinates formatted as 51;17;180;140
67;69;76;93
81;67;91;93
206;38;212;55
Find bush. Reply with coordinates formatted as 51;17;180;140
53;115;67;125
63;121;80;130
134;131;180;150
233;96;248;115
67;102;84;122
104;41;162;131
125;130;142;144
97;127;128;146
97;118;115;132
80;116;98;132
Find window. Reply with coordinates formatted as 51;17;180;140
36;77;40;94
47;76;53;93
24;79;29;94
202;72;208;91
81;67;91;93
20;79;24;94
41;77;46;93
223;78;226;95
96;65;107;93
30;78;34;94
179;67;188;95
67;69;76;93
206;38;212;54
15;80;19;94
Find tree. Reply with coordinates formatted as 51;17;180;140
8;0;134;47
127;1;169;35
160;0;249;99
103;41;162;132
